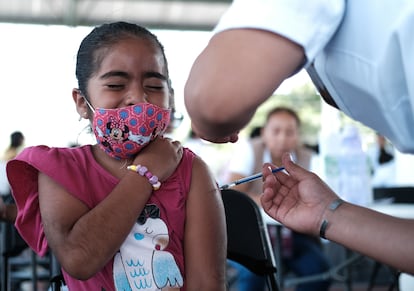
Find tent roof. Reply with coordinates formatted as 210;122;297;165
0;0;231;30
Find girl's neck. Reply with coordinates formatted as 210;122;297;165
91;145;133;178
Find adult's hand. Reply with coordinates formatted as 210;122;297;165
261;153;338;236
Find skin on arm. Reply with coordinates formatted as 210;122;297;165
261;153;414;274
184;28;304;143
38;138;182;280
184;156;227;290
325;199;414;274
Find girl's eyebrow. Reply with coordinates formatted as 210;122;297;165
143;71;167;81
98;71;167;81
99;70;129;80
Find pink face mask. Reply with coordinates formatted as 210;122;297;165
89;103;171;160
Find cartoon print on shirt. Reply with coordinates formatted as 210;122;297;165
113;204;183;290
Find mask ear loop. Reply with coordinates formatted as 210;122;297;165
76;91;96;145
80;93;95;114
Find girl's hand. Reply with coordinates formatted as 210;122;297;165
133;137;183;181
261;153;338;236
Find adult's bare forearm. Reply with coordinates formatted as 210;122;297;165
325;202;414;274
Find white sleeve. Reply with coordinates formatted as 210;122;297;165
226;139;255;177
214;0;345;67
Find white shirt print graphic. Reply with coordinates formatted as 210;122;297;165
113;204;183;290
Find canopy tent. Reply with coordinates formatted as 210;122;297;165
0;0;231;30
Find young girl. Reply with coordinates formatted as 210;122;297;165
6;22;227;291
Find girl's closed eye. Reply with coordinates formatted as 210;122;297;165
143;72;168;92
106;83;125;90
145;85;165;91
144;80;167;92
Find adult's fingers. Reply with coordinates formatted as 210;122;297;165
281;152;312;182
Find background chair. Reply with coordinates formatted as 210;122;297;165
373;186;414;203
1;221;50;291
0;192;51;291
49;253;65;291
221;188;280;291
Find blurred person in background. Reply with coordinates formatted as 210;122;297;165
1;131;25;162
1;131;25;195
1;131;25;201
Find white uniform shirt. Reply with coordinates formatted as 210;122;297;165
214;0;414;153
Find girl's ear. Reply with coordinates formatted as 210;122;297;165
72;88;89;119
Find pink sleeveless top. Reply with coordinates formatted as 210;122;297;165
7;145;195;291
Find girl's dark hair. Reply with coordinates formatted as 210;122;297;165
75;21;170;99
266;106;301;127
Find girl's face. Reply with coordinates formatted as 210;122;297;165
87;37;170;110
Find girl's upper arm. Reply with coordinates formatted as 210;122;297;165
184;156;227;290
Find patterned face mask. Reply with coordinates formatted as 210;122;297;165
86;101;171;160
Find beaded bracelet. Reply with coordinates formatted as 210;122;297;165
127;164;161;190
319;198;344;239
